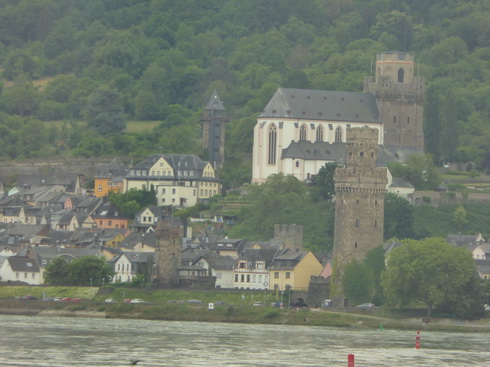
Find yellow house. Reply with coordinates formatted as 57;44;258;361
268;250;322;291
124;154;221;208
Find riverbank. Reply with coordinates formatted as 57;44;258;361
1;298;490;333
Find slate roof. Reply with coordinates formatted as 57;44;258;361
475;259;490;276
7;256;40;272
29;247;102;262
259;88;381;123
390;177;415;188
281;141;422;167
446;234;484;247
95;158;128;179
204;252;236;271
268;249;308;270
92;200;129;220
131;154;211;176
119;232;157;250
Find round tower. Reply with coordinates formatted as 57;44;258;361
331;127;387;307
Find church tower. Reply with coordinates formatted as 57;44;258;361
331;127;387;307
201;90;227;169
364;51;424;150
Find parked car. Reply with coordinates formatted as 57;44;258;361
71;298;82;302
123;299;132;303
130;299;147;304
252;301;265;307
186;299;202;305
105;298;117;303
290;297;308;308
356;303;375;310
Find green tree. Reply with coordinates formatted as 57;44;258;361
342;260;374;306
43;257;70;285
384;193;414;240
452;205;467;231
108;188;156;217
85;86;126;135
381;237;481;317
388;154;441;190
311;162;338;201
68;256;114;286
363;246;386;306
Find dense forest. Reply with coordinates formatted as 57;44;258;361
0;0;489;189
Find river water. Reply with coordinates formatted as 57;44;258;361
0;315;489;366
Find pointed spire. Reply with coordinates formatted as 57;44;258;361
205;89;226;111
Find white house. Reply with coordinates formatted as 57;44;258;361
0;256;42;285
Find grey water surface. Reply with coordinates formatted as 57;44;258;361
0;315;489;366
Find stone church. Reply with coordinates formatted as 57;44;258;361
252;51;424;184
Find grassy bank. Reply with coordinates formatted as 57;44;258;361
1;286;490;332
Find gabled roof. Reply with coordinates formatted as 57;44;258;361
390;177;414;188
119;232;157;250
7;256;40;272
132;154;210;172
92;200;128;220
95;158;128;179
446;233;484;247
259;88;381;123
204;252;236;270
268;249;308;270
475;259;490;276
29;246;102;261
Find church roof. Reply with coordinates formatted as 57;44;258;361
281;141;421;167
281;141;346;161
259;88;381;123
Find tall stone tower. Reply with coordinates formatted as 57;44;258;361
364;51;425;150
154;220;182;287
331;127;387;307
201;89;227;169
274;224;303;252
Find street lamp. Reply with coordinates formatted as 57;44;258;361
102;278;105;287
90;278;93;287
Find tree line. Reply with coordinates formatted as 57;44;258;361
0;0;489;188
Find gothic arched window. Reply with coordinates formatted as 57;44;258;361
335;126;343;142
299;124;307;140
398;68;404;83
268;124;277;165
316;125;324;142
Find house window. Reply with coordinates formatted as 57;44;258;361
295;161;299;168
355;219;360;227
407;116;410;124
268;124;277;165
24;272;28;278
247;275;250;283
241;274;245;282
98;185;102;192
393;116;396;123
16;272;19;278
172;188;176;194
285;272;290;279
235;274;238;282
274;272;279;279
335;126;343;142
32;273;35;278
108;220;112;226
316;125;324;142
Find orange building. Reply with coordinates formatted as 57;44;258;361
94;158;127;197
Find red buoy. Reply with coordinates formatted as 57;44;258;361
348;354;355;367
415;331;421;349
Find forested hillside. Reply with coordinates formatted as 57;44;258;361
0;0;489;188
